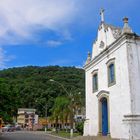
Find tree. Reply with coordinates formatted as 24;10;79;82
50;90;84;134
50;96;70;132
0;66;85;122
0;78;19;122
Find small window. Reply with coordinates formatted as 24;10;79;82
99;41;105;49
93;73;98;92
108;63;115;86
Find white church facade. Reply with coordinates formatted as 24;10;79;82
84;10;140;140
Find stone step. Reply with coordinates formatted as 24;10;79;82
73;136;119;140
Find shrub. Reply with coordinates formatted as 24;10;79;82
75;122;84;135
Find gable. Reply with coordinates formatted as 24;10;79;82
92;23;122;59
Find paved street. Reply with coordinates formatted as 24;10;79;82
0;131;66;140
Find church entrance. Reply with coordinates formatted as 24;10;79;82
101;97;108;136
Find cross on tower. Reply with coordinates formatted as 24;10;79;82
100;8;105;22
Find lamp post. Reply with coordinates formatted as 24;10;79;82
44;104;47;132
35;100;47;132
49;79;69;95
49;79;74;138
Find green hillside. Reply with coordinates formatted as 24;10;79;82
0;66;85;122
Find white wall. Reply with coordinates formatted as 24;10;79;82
123;39;140;140
127;40;140;114
84;38;132;139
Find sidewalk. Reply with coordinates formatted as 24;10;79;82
72;136;119;140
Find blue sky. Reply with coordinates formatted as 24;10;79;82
0;0;140;69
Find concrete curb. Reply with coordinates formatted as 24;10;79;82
45;133;70;140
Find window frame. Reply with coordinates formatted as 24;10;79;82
91;69;98;93
106;58;116;87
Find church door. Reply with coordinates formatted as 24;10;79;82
101;97;108;136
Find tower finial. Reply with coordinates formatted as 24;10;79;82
100;8;105;22
85;51;91;65
122;17;133;34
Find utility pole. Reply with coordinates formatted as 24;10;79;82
49;79;74;138
35;100;48;132
45;104;47;132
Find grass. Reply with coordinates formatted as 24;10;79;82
51;130;81;139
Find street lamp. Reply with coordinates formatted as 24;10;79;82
35;100;47;132
49;79;69;95
49;79;74;138
44;104;48;132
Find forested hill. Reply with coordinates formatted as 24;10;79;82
0;66;85;121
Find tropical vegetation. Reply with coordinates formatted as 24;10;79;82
0;66;85;123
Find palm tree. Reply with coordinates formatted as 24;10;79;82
49;79;84;134
51;96;70;132
67;91;83;132
51;91;83;133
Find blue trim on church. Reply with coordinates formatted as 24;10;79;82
101;97;108;136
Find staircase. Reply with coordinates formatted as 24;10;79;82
72;136;119;140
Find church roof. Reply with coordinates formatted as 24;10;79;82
84;9;137;67
103;23;122;39
99;9;122;39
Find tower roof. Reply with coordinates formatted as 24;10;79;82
103;23;122;39
99;9;122;39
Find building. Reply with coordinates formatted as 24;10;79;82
84;10;140;140
17;108;38;129
39;117;72;130
0;117;2;135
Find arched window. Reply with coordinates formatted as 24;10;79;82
92;73;98;92
106;58;116;87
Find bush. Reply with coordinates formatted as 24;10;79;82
75;122;84;135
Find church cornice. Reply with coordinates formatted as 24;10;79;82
84;33;140;71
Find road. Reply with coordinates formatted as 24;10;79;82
0;131;67;140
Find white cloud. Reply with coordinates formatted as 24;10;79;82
0;0;81;44
0;0;83;67
50;59;72;66
0;48;6;68
0;0;138;45
46;40;62;47
0;47;15;69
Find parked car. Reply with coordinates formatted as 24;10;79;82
2;126;9;132
8;125;15;132
15;125;21;130
2;125;15;132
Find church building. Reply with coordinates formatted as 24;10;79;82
84;10;140;140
